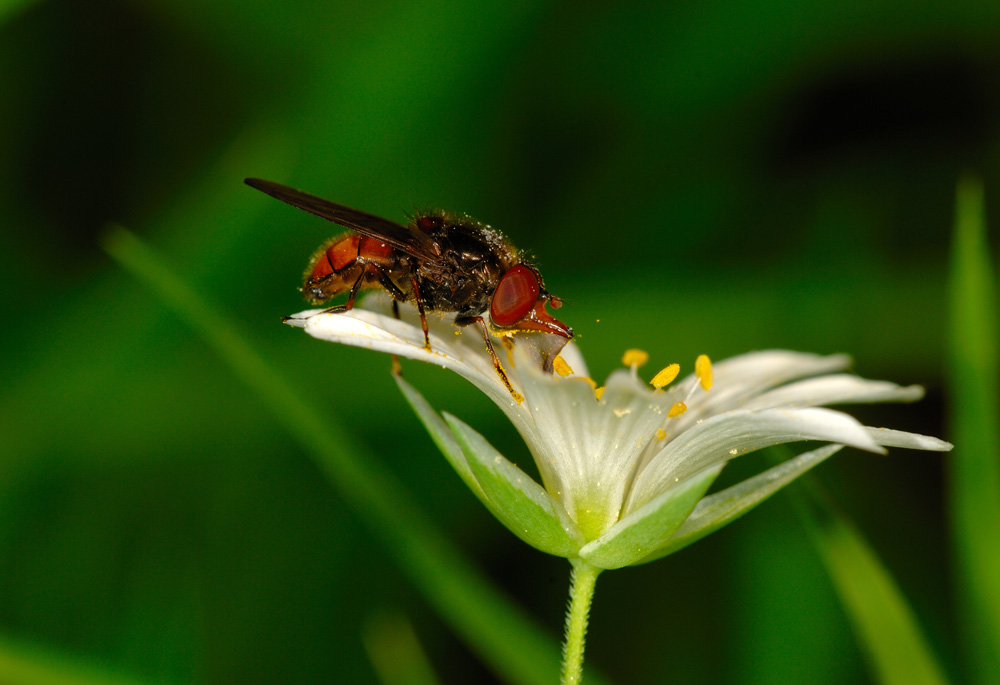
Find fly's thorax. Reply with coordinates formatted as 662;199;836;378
413;220;518;314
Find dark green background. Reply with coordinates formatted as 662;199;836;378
2;0;996;682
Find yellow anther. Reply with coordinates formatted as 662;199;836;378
574;376;597;389
650;363;680;389
655;429;666;440
622;349;649;367
595;386;605;400
553;355;574;377
696;354;713;390
668;401;687;418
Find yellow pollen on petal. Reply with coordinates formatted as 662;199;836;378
498;337;517;366
650;363;680;389
553;355;574;377
655;429;666;440
594;386;605;400
622;349;649;367
696;354;713;390
668;401;687;418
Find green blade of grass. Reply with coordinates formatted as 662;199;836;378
947;176;1000;685
0;634;169;685
362;611;442;685
788;476;949;685
102;226;600;685
0;0;36;24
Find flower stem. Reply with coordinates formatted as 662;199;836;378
561;559;602;685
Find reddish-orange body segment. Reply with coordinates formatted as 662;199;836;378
309;234;394;281
303;233;402;306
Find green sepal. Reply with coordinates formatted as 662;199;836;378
395;374;489;505
443;413;583;558
579;464;722;569
638;444;842;564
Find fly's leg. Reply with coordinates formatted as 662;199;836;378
319;270;366;314
373;269;408;375
409;274;430;351
462;316;522;403
372;268;408;304
389;300;402;373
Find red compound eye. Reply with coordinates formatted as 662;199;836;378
490;264;540;327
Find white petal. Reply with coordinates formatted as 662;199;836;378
515;361;678;536
625;407;883;513
866;427;954;451
656;351;854;443
705;350;853;398
744;375;924;410
286;307;523;414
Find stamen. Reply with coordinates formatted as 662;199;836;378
594;386;605;400
622;349;649;367
553;355;574;377
696;354;713;390
650;363;680;389
668;402;687;418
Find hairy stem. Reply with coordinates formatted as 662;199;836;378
561;559;602;685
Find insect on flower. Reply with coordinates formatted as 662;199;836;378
245;178;573;396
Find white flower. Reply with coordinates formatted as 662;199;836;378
286;301;952;569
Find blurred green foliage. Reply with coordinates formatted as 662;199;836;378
2;0;997;682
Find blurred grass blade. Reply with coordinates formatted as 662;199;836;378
102;226;598;685
0;634;166;685
788;478;949;685
362;611;441;685
947;176;1000;685
0;0;36;24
